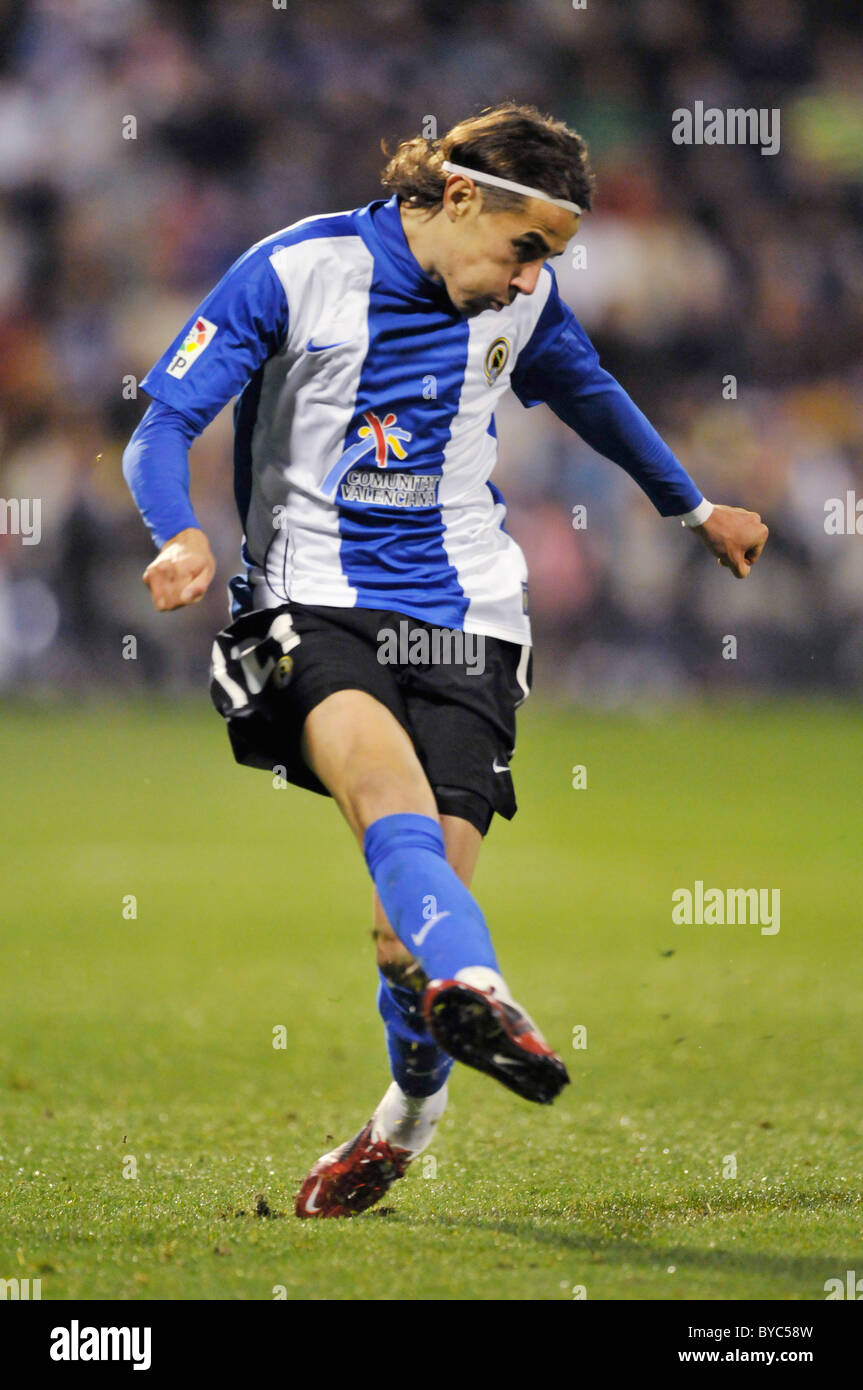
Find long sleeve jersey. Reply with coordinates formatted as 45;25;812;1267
123;193;705;643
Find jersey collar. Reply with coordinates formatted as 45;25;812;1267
355;195;452;305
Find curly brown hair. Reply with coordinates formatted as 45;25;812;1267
381;102;595;215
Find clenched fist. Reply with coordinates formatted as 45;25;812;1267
695;504;769;578
143;527;216;611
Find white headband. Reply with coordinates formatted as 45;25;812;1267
441;160;582;216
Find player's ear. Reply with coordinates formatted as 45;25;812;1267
444;177;475;220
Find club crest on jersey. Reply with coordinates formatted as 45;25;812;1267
484;336;511;386
166;316;218;379
321;409;413;497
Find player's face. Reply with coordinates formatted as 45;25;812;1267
444;195;579;318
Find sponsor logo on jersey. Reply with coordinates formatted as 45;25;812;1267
484;336;511;385
339;469;439;508
322;409;414;497
358;409;411;467
166;316;218;379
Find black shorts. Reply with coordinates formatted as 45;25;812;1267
209;602;532;836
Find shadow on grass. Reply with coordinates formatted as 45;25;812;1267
392;1185;859;1287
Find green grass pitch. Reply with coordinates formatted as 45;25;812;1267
1;697;860;1301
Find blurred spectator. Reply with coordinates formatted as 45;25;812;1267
1;0;861;700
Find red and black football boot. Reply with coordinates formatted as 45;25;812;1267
294;1120;413;1218
423;980;569;1105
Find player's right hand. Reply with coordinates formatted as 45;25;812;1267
143;527;216;611
694;504;769;578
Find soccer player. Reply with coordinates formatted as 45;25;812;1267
123;103;768;1218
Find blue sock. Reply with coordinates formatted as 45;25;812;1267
377;971;453;1097
363;813;498;980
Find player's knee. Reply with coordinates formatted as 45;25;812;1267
348;765;437;832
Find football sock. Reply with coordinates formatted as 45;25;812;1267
378;968;453;1097
370;1079;448;1154
363;813;499;979
453;964;517;1006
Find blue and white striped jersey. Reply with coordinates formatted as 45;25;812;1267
129;195;704;644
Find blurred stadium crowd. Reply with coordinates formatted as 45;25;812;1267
1;0;861;700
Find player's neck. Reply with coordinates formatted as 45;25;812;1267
398;201;445;287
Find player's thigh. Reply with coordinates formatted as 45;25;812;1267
373;813;482;966
301;688;438;839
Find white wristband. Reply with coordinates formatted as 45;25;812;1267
678;498;714;528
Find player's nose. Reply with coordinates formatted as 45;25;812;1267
509;262;544;296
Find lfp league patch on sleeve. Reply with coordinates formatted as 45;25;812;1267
166;316;218;378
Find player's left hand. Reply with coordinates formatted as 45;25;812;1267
694;504;769;578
